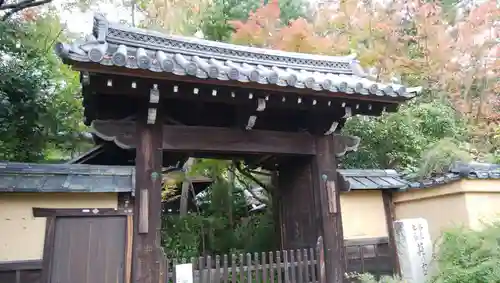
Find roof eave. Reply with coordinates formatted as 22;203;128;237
55;14;421;102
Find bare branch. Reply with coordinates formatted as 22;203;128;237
234;173;270;206
0;0;35;9
248;169;272;176
1;0;53;21
234;161;272;193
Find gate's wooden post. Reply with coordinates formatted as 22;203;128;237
312;134;360;283
132;103;164;283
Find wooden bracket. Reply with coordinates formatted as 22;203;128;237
139;189;149;234
245;115;257;130
342;106;352;118
333;134;360;157
245;98;266;130
147;108;157;124
323;122;339;135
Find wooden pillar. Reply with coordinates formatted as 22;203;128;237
312;134;360;283
312;136;344;283
279;158;317;250
271;171;282;250
382;190;401;276
132;106;164;283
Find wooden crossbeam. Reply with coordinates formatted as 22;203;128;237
91;120;316;155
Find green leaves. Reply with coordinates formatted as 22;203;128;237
0;14;88;162
430;222;500;283
342;100;469;177
200;0;308;41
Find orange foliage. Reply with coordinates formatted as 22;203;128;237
19;8;39;22
230;0;340;54
230;0;499;128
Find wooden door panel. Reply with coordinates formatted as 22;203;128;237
49;216;126;283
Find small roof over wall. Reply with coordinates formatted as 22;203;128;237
337;169;409;191
0;162;213;200
404;162;500;190
0;162;135;193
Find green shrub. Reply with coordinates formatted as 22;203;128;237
429;221;500;283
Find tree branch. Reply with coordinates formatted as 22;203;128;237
234;173;270;206
1;0;53;21
248;169;272;176
234;161;272;193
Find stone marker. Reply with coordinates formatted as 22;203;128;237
394;218;433;283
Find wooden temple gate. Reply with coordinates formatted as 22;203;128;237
52;14;419;283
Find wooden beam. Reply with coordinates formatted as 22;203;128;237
344;237;389;247
131;105;164;283
91;120;316;155
32;207;132;218
0;260;42;272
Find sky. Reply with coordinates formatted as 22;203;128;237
53;0;135;34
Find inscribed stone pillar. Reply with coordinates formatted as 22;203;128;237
394;218;433;283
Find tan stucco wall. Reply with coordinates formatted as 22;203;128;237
462;180;500;229
394;189;469;243
393;179;500;243
0;192;118;262
340;190;388;239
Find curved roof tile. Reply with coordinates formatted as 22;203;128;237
56;14;422;99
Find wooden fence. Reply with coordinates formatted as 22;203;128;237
165;237;395;283
165;237;325;283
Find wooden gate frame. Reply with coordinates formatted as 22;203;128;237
33;207;134;283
